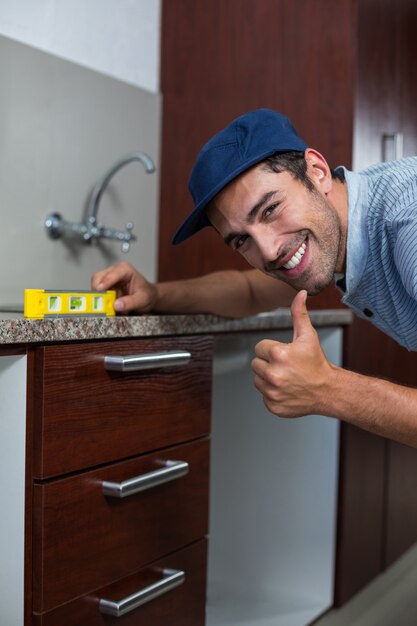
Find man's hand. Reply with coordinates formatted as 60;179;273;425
252;290;335;418
92;262;158;313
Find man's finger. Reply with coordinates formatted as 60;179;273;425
92;268;121;291
254;338;285;361
251;356;269;377
114;291;150;313
291;290;314;341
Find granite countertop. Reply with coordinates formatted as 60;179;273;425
0;308;353;345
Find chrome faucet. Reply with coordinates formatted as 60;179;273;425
45;151;156;253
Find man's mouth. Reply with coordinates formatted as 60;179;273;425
281;241;307;270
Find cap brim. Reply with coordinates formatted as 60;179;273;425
172;146;293;245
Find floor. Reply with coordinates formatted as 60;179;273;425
315;543;417;626
206;543;417;626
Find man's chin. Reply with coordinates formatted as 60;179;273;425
304;277;334;296
264;269;333;296
288;276;333;297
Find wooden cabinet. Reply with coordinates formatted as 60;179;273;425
28;335;213;625
354;0;417;575
335;0;417;606
32;540;207;626
32;336;212;477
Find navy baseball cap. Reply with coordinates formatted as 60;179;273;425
172;108;307;245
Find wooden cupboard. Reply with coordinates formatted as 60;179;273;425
32;541;207;626
338;0;417;605
26;335;213;625
1;317;348;626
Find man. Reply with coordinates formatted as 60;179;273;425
92;109;417;447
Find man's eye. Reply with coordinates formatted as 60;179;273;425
234;235;248;250
263;203;278;219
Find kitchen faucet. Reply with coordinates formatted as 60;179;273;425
45;151;156;253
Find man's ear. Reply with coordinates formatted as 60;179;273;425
304;148;333;194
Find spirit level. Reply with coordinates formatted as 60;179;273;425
24;289;116;319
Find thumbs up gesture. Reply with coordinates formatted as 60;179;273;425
252;290;335;418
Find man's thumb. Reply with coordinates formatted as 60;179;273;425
291;290;313;341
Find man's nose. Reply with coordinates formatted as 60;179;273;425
255;232;280;264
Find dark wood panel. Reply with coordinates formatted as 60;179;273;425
158;0;355;312
385;0;417;569
398;0;417;156
33;539;207;626
385;441;417;567
25;348;35;626
344;318;417;388
33;438;209;613
334;318;389;605
354;0;400;168
34;335;213;477
337;315;417;603
337;0;417;603
355;0;417;162
357;305;417;572
334;421;386;606
0;344;27;356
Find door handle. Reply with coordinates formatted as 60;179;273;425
104;350;191;372
99;568;185;616
102;460;189;498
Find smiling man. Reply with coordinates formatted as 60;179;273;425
92;109;417;447
205;152;347;296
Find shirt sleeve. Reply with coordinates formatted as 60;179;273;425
392;203;417;300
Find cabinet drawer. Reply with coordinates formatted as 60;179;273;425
33;335;213;477
33;539;207;626
33;438;209;613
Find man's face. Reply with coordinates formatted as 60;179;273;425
207;163;346;296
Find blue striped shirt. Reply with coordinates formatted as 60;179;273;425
337;157;417;351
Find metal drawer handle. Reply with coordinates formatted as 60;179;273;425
102;460;189;498
104;350;191;372
99;568;185;616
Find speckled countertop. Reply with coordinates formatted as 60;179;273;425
0;308;353;345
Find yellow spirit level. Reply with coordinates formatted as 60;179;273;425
24;289;117;319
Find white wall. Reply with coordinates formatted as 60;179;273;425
0;0;161;306
0;355;27;626
0;33;161;306
0;1;162;306
0;0;161;93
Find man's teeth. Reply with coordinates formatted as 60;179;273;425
283;242;306;270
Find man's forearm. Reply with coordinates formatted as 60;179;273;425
154;270;258;317
323;366;417;447
92;262;295;317
252;292;417;449
154;269;295;318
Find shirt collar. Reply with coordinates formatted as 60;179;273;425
334;166;369;302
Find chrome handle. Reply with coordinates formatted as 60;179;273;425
99;568;185;616
382;132;403;162
104;350;191;372
102;460;189;498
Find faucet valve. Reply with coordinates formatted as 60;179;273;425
44;151;155;253
122;223;134;253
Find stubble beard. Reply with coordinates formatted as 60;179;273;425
265;192;343;296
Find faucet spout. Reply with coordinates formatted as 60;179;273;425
44;150;156;253
85;151;156;235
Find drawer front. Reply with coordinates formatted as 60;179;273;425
33;539;207;626
34;335;213;477
33;438;209;613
